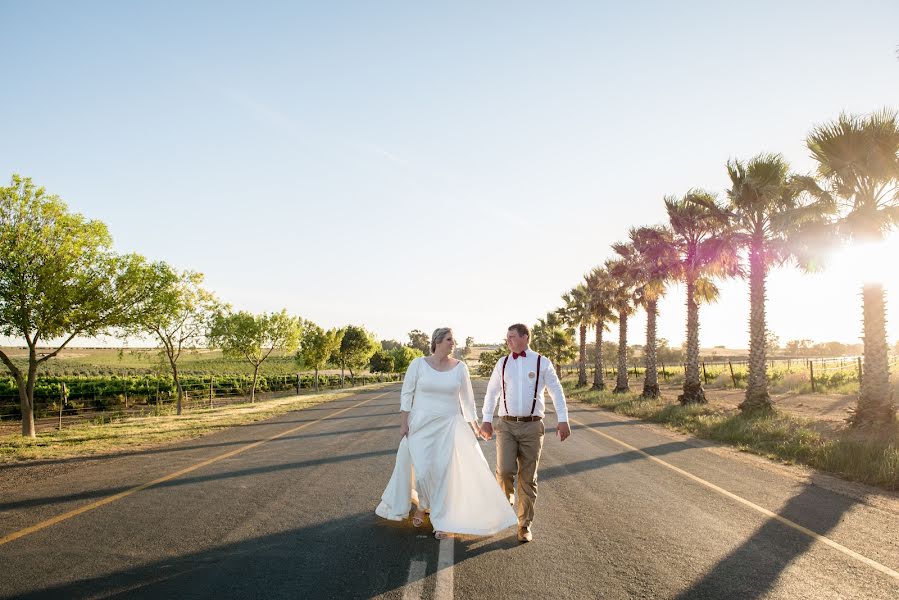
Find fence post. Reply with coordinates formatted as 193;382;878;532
209;376;214;409
809;361;816;393
661;363;668;381
296;373;301;395
59;382;67;430
728;361;736;387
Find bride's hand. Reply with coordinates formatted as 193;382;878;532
400;422;409;438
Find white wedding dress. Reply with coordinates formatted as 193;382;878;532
376;357;518;535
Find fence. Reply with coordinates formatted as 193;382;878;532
561;355;899;390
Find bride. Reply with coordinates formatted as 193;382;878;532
376;327;517;538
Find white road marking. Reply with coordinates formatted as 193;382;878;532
434;536;455;600
571;414;899;582
402;560;427;600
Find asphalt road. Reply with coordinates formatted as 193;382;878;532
1;382;897;599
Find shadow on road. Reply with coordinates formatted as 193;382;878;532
0;448;398;512
2;511;445;600
673;484;859;599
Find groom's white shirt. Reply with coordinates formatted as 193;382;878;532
481;349;568;423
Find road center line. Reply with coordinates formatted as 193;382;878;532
570;415;899;582
434;537;454;600
0;391;391;547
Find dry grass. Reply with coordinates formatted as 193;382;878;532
0;382;395;463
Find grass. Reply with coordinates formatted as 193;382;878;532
0;382;396;463
565;383;899;491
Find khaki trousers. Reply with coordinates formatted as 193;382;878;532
494;418;545;529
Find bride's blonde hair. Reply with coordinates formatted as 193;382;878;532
430;327;453;353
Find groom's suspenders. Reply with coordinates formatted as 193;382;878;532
500;354;541;416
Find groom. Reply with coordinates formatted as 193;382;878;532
479;323;571;542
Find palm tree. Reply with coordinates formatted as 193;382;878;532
585;267;618;391
532;310;577;377
694;153;836;414
805;109;899;426
663;191;739;404
561;283;592;387
622;226;680;399
605;253;640;394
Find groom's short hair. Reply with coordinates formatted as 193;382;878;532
508;323;529;338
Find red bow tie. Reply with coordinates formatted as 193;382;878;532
513;351;526;359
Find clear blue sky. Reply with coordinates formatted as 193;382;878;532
2;1;898;348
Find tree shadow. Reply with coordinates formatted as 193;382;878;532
1;512;450;599
673;484;859;599
0;448;398;512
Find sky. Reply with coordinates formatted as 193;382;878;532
2;1;898;349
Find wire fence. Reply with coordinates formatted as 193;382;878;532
560;355;899;392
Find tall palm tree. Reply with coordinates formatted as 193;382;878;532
805;109;899;426
622;226;680;399
663;191;739;404
561;283;592;387
694;153;836;414
585;267;618;391
605;253;640;394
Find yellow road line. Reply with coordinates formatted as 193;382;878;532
570;414;899;582
0;391;391;547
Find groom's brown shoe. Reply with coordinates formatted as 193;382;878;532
517;527;533;543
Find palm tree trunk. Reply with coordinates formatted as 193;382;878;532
852;283;896;426
642;299;659;398
679;277;706;404
740;239;772;414
592;323;605;390
614;311;630;393
577;324;587;387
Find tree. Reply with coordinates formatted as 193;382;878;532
369;350;395;374
133;265;219;415
380;339;403;351
765;332;781;356
477;346;508;377
299;324;342;391
805;109;899;426
531;311;577;378
0;175;167;437
407;329;430;355
209;309;303;402
391;345;423;373
605;252;641;394
585;267;618;390
662;191;739;404
334;325;379;384
560;283;592;387
695;153;835;414
616;226;680;398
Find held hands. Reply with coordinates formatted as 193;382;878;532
557;421;571;442
400;421;409;438
479;422;494;441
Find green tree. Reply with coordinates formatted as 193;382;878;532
407;329;430;355
585;267;618;390
663;191;739;404
605;251;641;394
0;175;167;437
299;324;342;391
209;309;303;402
805;109;899;426
334;325;379;384
695;153;835;414
369;350;395;373
560;283;593;387
133;265;219;415
531;311;577;377
391;345;423;373
477;346;508;377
